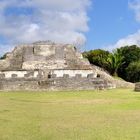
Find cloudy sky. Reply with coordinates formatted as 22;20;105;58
88;0;140;50
0;0;140;55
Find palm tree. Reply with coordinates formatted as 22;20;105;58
105;49;124;76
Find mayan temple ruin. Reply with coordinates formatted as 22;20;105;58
0;41;118;91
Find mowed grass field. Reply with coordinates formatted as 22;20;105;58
0;89;140;140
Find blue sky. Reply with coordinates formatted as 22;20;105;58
86;0;140;50
0;0;140;55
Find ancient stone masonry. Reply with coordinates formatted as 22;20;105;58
0;41;115;91
135;83;140;91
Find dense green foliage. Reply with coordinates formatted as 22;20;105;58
117;45;140;80
105;49;124;76
83;45;140;82
118;45;140;66
0;89;140;140
83;49;124;76
126;61;140;82
83;49;110;70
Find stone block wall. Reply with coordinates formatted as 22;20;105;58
0;42;92;71
0;70;44;79
0;79;40;91
0;69;115;91
50;70;97;78
39;77;115;91
135;83;140;91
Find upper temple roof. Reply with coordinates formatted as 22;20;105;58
0;41;92;71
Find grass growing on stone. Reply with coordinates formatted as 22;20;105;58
0;89;140;140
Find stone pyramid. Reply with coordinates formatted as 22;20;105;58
0;41;91;71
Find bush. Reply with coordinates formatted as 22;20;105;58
117;45;140;80
126;61;140;83
83;49;110;70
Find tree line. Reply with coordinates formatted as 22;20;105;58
83;45;140;83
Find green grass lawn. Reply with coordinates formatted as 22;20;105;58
0;89;140;140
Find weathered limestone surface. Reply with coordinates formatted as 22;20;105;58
0;46;24;70
135;83;140;91
0;60;10;70
0;42;91;71
91;65;134;88
0;41;116;91
50;70;97;78
0;75;115;91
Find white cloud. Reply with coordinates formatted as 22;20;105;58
106;0;140;50
106;30;140;50
0;0;91;55
129;0;140;22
